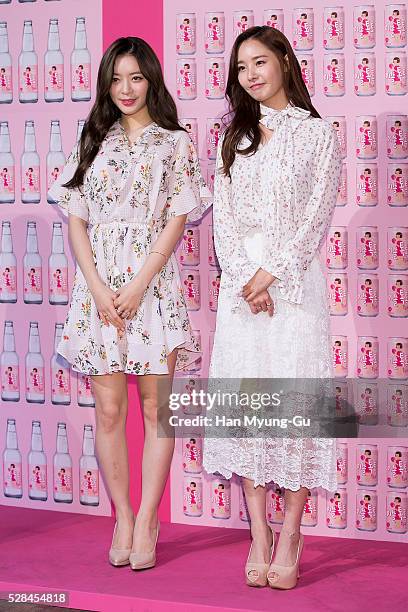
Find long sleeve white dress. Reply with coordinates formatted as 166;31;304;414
202;103;342;491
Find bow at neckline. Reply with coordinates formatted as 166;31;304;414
259;102;311;131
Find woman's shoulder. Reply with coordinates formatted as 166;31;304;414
302;116;337;139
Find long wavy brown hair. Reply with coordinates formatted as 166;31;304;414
222;26;320;177
64;37;184;189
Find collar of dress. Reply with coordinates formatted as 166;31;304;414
259;102;311;132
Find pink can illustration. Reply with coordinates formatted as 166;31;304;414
334;381;350;418
386;115;408;159
387;383;408;426
388;337;408;379
356;163;378;206
293;8;314;50
181;378;202;415
301;489;318;526
297;54;315;97
386;491;407;533
239;485;250;522
183;476;203;517
323;53;345;96
178;225;200;267
385;4;407;48
267;484;285;524
264;9;284;32
176;59;197;100
211;477;231;519
178;333;202;375
206;165;215;193
208;270;221;311
209;331;215;360
388;227;408;270
385;51;408;95
356;490;377;531
327;116;347;159
388;274;408;317
357;227;379;269
233;10;254;39
387;446;408;487
332;335;348;378
326;488;347;529
354;53;376;96
336;442;348;485
176;13;196;55
387;163;408;206
327;227;348;269
357;381;378;425
205;58;225;99
180;118;198;149
357;274;379;317
208;225;218;267
336;163;347;206
182;435;202;474
357;336;379;378
77;373;95;407
357;444;378;486
181;270;200;310
353;5;376;48
323;7;345;50
328;273;348;316
355;116;377;159
205;12;225;54
206;118;221;160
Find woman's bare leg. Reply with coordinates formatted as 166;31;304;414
272;487;308;566
242;478;273;575
91;372;134;549
131;349;178;554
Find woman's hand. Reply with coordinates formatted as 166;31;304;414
242;268;276;302
113;278;145;321
247;289;275;317
91;281;125;332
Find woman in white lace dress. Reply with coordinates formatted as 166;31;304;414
203;26;341;590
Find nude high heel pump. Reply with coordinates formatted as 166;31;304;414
267;530;304;590
130;521;160;571
109;521;132;567
245;527;276;588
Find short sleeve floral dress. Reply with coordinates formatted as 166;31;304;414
49;122;212;376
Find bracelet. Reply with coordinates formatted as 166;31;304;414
150;250;167;259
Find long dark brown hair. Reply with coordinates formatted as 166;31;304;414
222;25;320;177
64;37;184;189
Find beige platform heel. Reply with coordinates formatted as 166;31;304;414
130;521;160;571
267;530;304;590
245;527;276;588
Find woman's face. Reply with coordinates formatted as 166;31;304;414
237;39;287;108
110;54;149;117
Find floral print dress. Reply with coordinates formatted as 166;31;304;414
49;122;212;376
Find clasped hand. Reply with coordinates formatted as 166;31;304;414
241;268;276;317
92;279;144;337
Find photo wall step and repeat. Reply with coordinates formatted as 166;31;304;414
164;0;408;542
0;0;110;515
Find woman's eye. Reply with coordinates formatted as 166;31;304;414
238;66;245;71
133;76;143;81
112;77;119;82
256;60;265;66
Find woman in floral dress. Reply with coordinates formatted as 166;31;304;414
202;26;341;590
50;37;211;569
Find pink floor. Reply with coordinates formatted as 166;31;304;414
0;506;407;612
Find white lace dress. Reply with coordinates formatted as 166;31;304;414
202;104;342;491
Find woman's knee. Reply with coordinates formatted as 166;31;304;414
95;401;126;433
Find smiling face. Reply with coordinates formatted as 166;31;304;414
237;38;288;108
109;54;149;118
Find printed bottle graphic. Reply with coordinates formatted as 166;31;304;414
0;1;12;5
0;122;15;203
71;17;91;102
21;120;40;203
80;425;99;506
53;423;73;503
51;323;71;405
23;221;43;304
0;22;12;103
19;20;38;103
49;221;68;304
1;321;19;402
44;18;64;103
28;420;47;501
76;119;85;143
0;221;17;303
47;120;65;203
3;418;22;498
25;322;45;404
